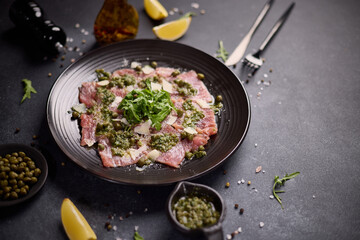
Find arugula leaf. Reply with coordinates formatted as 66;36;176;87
21;79;37;103
134;231;144;240
216;40;229;62
272;171;300;209
118;89;175;131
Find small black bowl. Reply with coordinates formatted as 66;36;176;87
167;181;226;239
0;144;48;207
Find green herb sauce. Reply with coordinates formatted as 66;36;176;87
174;196;220;229
150;133;179;152
174;79;197;96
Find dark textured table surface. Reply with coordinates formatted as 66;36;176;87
1;0;360;239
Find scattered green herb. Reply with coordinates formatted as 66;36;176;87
179;11;197;19
216;40;229;62
21;79;37;103
134;231;144;240
118;89;176;130
273;171;300;209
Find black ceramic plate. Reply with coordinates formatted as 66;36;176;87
47;39;250;185
0;144;48;207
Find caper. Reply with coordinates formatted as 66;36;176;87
185;152;193;159
15;188;20;194
5;154;11;159
198;145;205;151
3;192;10;200
23;177;31;183
24;157;31;162
10;191;18;199
215;95;223;103
34;168;41;177
10;164;18;171
137;157;147;167
197;73;205;80
150;61;157;68
0;160;4;166
24;185;29;191
9;179;17;186
17;157;23;162
19;152;26;157
25;171;33;178
135;65;142;72
30;177;38;184
0;179;8;187
18;180;25;188
3;166;10;172
0;172;6;179
12;152;19;157
171;70;180;77
20;187;27;196
3;186;11;193
18;172;24;180
98;144;105;151
72;111;80;119
9;157;18;164
112;112;119;118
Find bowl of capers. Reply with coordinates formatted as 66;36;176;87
0;143;48;207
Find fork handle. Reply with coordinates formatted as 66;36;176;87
258;2;295;52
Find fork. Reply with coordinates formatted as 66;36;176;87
242;2;295;75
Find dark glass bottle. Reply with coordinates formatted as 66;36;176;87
9;0;67;53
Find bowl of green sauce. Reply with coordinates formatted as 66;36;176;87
167;181;226;239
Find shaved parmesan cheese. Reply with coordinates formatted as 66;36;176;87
72;103;87;113
128;145;147;160
162;80;173;93
142;65;155;74
195;99;210;109
166;115;177;125
97;80;109;86
131;61;141;68
147;150;161;160
84;139;95;147
151;82;162;91
184;127;198;135
128;148;141;160
126;85;134;93
134;120;152;135
110;96;123;108
121;118;129;124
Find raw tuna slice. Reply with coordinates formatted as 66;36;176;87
80;114;96;147
79;82;97;107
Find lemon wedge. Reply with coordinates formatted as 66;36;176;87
144;0;168;20
152;17;192;41
61;198;97;240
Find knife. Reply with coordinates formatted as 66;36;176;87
225;0;275;66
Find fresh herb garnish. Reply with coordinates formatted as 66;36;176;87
273;171;300;209
179;11;197;19
21;79;37;103
134;231;144;240
118;89;175;131
216;40;229;62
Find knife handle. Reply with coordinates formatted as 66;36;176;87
248;0;275;36
259;2;295;52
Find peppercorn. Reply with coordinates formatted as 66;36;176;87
247;181;251;185
225;182;230;188
234;204;239;209
240;208;244;214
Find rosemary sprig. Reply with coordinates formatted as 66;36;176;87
272;171;300;209
216;40;229;62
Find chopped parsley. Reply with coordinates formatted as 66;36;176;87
273;172;300;209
